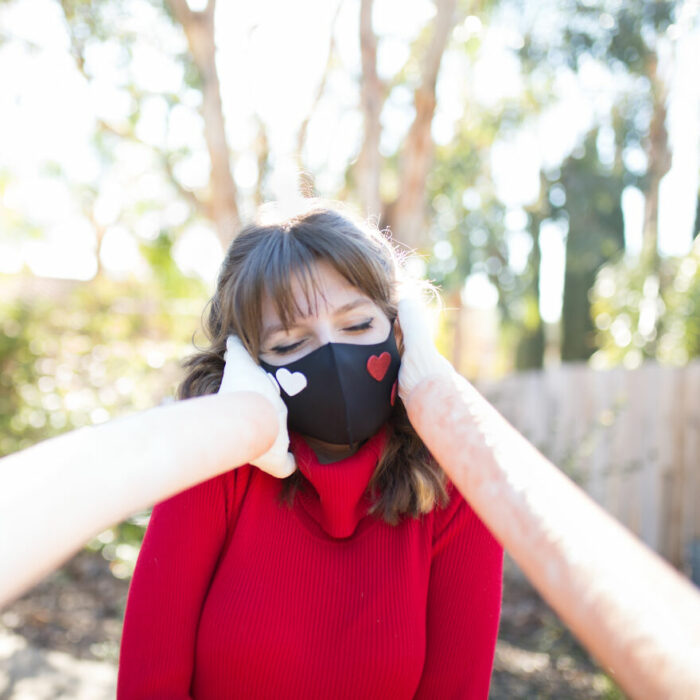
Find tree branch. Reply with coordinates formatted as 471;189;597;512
56;1;209;219
94;118;206;215
166;0;195;30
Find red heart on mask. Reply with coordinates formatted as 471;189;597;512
367;352;391;381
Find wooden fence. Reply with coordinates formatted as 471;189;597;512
476;360;700;578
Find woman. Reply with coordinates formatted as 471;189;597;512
117;203;503;699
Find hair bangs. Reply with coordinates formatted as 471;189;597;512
265;248;330;333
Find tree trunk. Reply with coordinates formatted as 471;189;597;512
167;0;240;248
635;52;671;358
356;0;384;220
641;53;672;267
560;131;625;362
386;0;458;251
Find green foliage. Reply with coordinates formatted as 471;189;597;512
0;261;210;572
590;237;700;367
664;243;700;359
567;0;674;72
518;0;676;72
512;0;681;367
514;295;545;369
85;510;151;580
0;301;44;454
0;270;208;460
426;115;512;302
557;130;626;361
139;231;206;298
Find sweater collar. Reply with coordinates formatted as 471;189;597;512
288;425;389;539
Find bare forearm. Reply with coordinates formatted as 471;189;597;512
0;392;276;607
406;373;700;700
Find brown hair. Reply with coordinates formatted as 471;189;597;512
178;201;448;525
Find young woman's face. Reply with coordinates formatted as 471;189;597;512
258;260;393;367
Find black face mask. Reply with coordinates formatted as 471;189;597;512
259;327;401;447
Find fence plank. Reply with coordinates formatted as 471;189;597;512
683;364;700;580
664;367;686;567
477;359;700;571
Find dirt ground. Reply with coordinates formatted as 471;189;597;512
491;557;625;699
0;550;626;699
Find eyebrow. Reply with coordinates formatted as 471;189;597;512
262;298;374;341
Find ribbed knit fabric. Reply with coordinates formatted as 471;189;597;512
117;424;503;699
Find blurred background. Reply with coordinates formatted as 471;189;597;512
1;0;698;697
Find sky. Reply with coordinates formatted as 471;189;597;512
0;0;698;324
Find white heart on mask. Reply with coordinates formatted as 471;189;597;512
275;368;308;396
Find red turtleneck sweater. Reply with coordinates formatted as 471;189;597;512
117;425;503;699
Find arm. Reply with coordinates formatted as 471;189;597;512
414;484;503;699
405;372;700;700
0;391;276;608
117;472;230;699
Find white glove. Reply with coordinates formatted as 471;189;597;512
218;335;297;478
396;294;456;402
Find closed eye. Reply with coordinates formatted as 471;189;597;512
344;319;373;332
272;340;305;354
271;319;375;355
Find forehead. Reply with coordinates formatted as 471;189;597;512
261;260;370;329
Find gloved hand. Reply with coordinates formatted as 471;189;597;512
218;335;297;478
396;292;456;403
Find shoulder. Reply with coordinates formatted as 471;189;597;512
431;480;472;534
431;479;502;559
151;464;258;524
